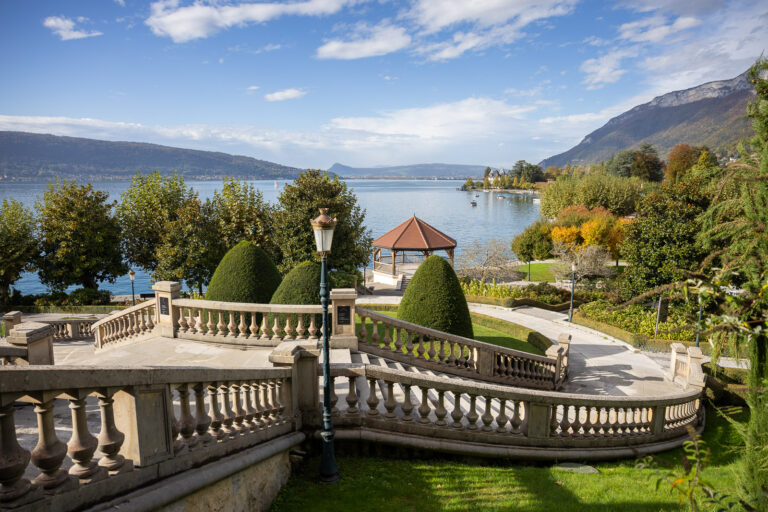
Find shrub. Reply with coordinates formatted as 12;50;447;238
270;261;322;305
67;288;111;306
205;241;281;304
399;255;473;338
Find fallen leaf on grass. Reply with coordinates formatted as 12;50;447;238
555;481;564;486
436;484;443;489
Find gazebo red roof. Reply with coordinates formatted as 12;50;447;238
372;216;456;251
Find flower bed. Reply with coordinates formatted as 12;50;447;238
578;299;697;342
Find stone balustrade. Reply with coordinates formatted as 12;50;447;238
356;307;568;390
0;322;55;366
172;299;323;347
45;319;98;341
0;363;305;511
668;343;706;390
91;299;157;349
326;363;703;454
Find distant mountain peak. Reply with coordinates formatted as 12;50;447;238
540;70;756;168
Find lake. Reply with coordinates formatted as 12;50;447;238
0;179;540;295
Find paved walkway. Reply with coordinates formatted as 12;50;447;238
358;295;678;397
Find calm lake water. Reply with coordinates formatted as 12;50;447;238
0;180;540;295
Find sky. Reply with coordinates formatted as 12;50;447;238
0;0;766;169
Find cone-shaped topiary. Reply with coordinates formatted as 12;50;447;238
205;241;281;304
270;261;322;305
398;255;473;338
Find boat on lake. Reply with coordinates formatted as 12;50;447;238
470;200;477;207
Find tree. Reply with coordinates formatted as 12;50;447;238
665;144;703;183
205;241;281;304
540;174;641;218
116;171;194;273
510;222;552;280
37;180;126;290
210;178;280;264
154;196;222;293
456;239;516;282
0;199;37;303
633;143;664;182
620;179;708;297
511;160;544;183
275;170;372;274
606;149;637;178
399;255;473;338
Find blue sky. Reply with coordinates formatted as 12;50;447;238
0;0;766;169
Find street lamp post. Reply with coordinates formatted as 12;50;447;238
311;208;339;483
128;269;136;306
695;294;703;348
568;262;577;323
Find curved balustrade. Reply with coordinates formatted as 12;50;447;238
46;319;98;341
0;366;295;509
356;307;566;390
172;298;323;347
326;364;703;450
91;299;156;348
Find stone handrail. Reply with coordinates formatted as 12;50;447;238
172;298;324;347
0;364;301;510
356;307;566;390
327;364;703;451
668;343;706;390
91;299;156;348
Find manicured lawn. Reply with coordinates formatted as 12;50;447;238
358;308;543;355
270;408;746;512
513;262;556;282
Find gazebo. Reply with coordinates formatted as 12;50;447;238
371;216;456;283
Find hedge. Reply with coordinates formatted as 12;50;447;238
270;261;322;305
205;241;281;304
465;295;580;312
572;311;711;354
399;255;473;339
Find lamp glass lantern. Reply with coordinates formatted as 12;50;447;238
128;269;136;306
311;208;337;254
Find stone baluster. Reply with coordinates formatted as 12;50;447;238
481;396;494;431
139;309;148;334
207;384;226;441
241;383;256;431
252;381;265;429
496;399;509;433
405;331;414;355
418;388;430;424
29;396;77;493
451;391;463;428
394;328;403;352
329;379;339;417
284;316;294;340
434;391;447;426
219;384;236;438
260;316;271;341
177;307;188;334
238;314;247;338
207;310;216;335
65;392;106;483
371;319;379;345
427;338;437;361
249;313;259;338
296;315;306;339
169;394;187;455
231;383;246;433
308;314;318;341
382;325;392;349
196;309;205;334
384;382;397;419
401;384;413;421
193;384;213;445
187;309;197;334
271;379;282;421
345;377;359;415
262;381;275;424
446;341;456;366
216;312;227;338
466;395;479;430
0;399;42;506
94;390;131;474
366;378;379;415
510;401;523;434
228;312;237;338
570;405;582;437
549;404;560;435
177;384;198;449
271;317;281;342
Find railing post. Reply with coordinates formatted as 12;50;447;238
476;349;495;378
330;288;358;350
269;341;320;429
113;384;173;466
526;403;551;439
3;312;22;336
685;347;705;390
652;405;666;436
668;343;686;384
5;322;54;365
152;281;181;338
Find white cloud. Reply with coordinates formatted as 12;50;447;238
317;23;410;59
583;35;610;46
43;16;103;41
114;0;126;6
618;15;700;43
504;86;542;96
618;0;724;16
246;85;260;94
580;48;637;90
146;0;353;43
264;88;306;101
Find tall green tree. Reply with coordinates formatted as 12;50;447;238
605;149;637;178
0;199;37;303
116;171;193;273
275;170;372;274
37;180;126;290
210;178;280;263
511;221;552;280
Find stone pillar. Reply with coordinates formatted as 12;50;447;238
476;349;495;378
685;346;705;389
526;403;552;439
668;343;687;383
269;341;320;429
113;385;173;467
6;323;54;365
3;312;21;336
330;288;358;350
152;281;181;338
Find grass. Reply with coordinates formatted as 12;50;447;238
357;308;544;356
270;407;747;512
513;262;556;282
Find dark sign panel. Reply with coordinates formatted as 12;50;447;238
337;305;351;325
159;296;169;316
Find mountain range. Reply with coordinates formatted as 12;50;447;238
328;162;486;178
0;131;301;181
539;71;756;168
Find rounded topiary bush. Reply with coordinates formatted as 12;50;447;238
399;255;474;338
270;261;322;305
205;241;281;304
